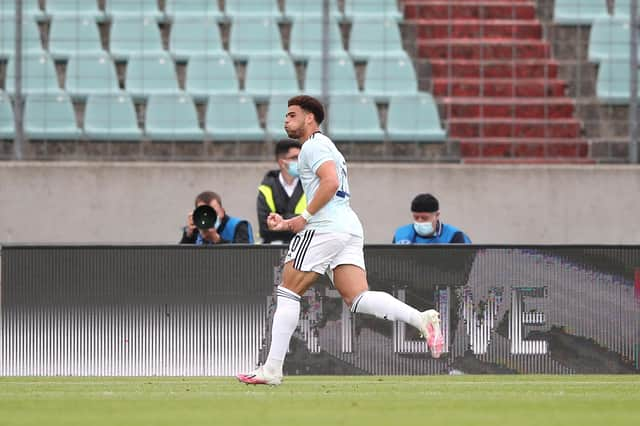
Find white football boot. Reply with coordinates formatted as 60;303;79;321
420;309;444;358
236;365;282;386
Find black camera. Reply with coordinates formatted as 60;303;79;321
193;205;217;230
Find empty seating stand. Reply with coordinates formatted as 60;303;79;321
386;93;446;142
588;17;637;62
349;17;406;60
185;53;240;101
0;90;15;139
104;0;163;20
0;16;43;58
228;17;286;60
65;53;120;99
145;93;204;141
45;0;105;20
224;0;282;20
282;0;341;20
24;92;81;139
553;0;608;25
244;54;299;100
169;16;225;61
48;16;103;60
304;53;359;96
364;53;418;101
125;53;181;100
5;53;61;95
327;95;385;142
109;17;164;60
165;0;224;21
205;94;265;141
84;92;143;141
343;0;402;21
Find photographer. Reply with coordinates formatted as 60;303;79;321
180;191;254;244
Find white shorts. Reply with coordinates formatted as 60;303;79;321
284;229;366;274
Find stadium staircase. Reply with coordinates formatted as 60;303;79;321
402;0;591;162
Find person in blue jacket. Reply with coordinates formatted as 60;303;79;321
393;193;470;244
180;191;254;244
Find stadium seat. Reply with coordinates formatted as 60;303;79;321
169;16;224;61
224;0;281;19
5;53;61;95
45;0;105;20
0;16;43;58
24;92;81;139
265;94;293;141
304;53;359;96
65;53;120;99
364;53;418;101
165;0;224;21
125;53;181;100
0;90;15;139
84;92;143;140
343;0;402;21
349;18;406;61
185;53;240;101
288;17;346;60
613;0;636;18
205;94;265;141
244;53;299;100
327;95;384;142
145;93;204;140
553;0;608;25
588;17;636;62
282;0;342;20
228;17;286;60
386;93;446;142
596;58;639;104
109;17;165;60
104;0;163;19
48;16;103;60
0;0;45;20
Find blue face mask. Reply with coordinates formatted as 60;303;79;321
287;161;299;178
414;221;434;237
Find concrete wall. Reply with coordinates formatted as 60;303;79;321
1;162;639;244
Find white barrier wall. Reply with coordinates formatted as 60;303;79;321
1;162;639;244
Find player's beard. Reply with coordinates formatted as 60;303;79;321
285;127;301;139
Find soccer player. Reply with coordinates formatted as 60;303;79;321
236;96;443;386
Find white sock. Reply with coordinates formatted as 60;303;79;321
263;286;300;376
351;291;423;331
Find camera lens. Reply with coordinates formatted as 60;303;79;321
193;205;217;229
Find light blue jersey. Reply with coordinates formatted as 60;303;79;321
298;132;364;237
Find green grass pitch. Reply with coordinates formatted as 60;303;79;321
0;376;638;426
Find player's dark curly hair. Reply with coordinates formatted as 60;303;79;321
411;193;439;213
288;95;325;125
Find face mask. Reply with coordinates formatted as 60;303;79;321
414;221;434;237
287;161;299;178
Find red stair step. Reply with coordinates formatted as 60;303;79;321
415;19;542;40
429;59;559;79
403;2;536;20
448;118;582;138
459;138;589;158
440;97;575;119
418;39;550;60
432;78;566;97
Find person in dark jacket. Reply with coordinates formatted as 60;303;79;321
180;191;253;244
257;140;307;243
393;193;471;244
